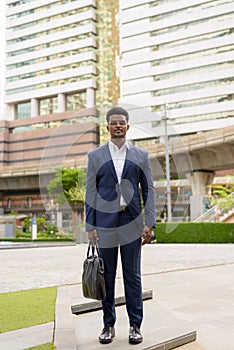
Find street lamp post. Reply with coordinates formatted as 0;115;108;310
31;214;37;240
162;105;172;222
46;198;59;225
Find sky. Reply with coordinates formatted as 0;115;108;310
0;5;6;116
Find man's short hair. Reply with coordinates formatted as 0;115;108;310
106;106;129;123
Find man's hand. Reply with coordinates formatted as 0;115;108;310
141;226;152;246
87;229;98;243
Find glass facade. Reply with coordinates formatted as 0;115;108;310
120;0;234;131
5;0;97;117
95;0;120;143
5;0;120;124
17;102;31;119
40;97;58;115
67;92;86;111
6;0;233;130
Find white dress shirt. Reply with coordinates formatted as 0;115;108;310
108;140;130;207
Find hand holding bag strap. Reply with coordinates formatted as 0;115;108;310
87;242;91;258
87;241;100;258
87;241;95;258
95;242;101;256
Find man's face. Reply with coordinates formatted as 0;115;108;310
107;114;129;139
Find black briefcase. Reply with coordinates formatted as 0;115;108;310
82;242;106;301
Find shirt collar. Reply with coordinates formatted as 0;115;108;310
108;140;130;152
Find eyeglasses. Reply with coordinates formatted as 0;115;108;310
108;120;127;126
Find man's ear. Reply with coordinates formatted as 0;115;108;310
106;125;110;132
127;124;130;131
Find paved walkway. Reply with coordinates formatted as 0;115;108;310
0;244;234;349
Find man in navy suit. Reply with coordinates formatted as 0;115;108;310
85;106;156;345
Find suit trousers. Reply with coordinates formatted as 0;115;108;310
98;210;143;328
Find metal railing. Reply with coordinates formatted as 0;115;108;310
193;205;217;222
194;196;234;223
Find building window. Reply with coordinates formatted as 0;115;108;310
67;92;86;111
17;102;31;119
40;97;58;115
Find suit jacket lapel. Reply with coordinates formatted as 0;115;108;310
102;143;118;183
121;144;133;179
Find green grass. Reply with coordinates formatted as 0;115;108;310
0;287;57;333
26;343;55;350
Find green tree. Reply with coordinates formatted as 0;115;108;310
36;217;47;232
65;182;86;204
22;218;31;232
47;168;86;205
210;183;234;212
9;210;18;215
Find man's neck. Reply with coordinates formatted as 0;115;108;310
110;138;126;149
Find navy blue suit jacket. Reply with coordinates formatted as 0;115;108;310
85;142;156;231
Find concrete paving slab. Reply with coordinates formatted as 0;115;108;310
142;264;234;350
54;282;154;349
0;322;53;350
54;262;234;350
1;244;234;350
1;244;234;293
73;300;196;349
54;286;77;350
55;277;196;350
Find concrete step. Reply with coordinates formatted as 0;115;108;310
175;342;205;350
73;299;196;350
54;281;197;350
71;290;153;315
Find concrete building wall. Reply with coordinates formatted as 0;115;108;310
0;108;99;166
119;0;234;135
5;0;97;119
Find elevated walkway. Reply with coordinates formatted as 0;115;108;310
0;125;233;179
147;124;234;178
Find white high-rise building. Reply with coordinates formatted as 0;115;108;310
5;0;97;120
119;0;234;136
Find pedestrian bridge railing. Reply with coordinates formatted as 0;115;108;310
193;205;217;222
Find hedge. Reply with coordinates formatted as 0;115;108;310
153;222;234;243
1;223;233;244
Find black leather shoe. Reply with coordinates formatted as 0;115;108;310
99;326;115;344
129;324;143;344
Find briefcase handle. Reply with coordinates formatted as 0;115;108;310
87;241;100;258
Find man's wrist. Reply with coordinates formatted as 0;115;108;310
87;229;98;242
